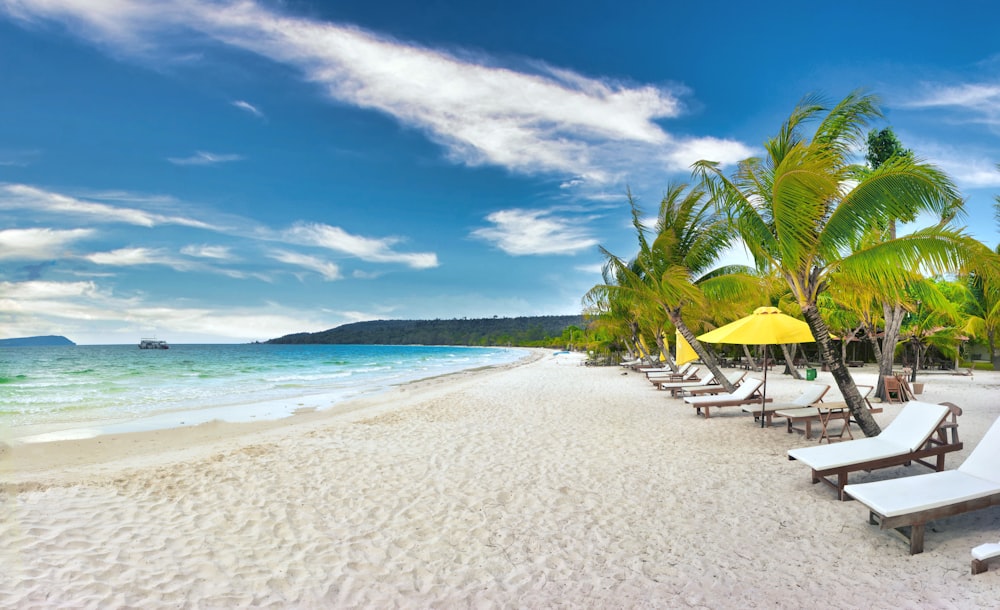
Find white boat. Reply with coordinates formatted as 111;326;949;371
139;338;169;349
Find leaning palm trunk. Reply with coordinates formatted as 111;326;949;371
780;343;803;379
654;332;679;372
876;303;905;400
669;310;736;393
802;304;881;437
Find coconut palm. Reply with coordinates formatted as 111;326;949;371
585;184;757;391
695;91;988;437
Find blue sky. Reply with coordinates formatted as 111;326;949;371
2;1;1000;344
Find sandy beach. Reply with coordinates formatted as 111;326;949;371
2;352;999;608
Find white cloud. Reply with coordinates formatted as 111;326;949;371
899;82;1000;129
269;249;342;280
283;222;438;269
471;209;599;256
232;99;264;118
899;137;1000;189
167;151;245;165
0;183;215;229
0;0;750;190
84;247;170;266
181;244;233;260
0;227;94;260
0;279;337;343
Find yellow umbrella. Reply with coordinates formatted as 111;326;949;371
698;307;818;427
675;330;698;366
698;306;816;345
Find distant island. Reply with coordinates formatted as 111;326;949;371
0;335;76;347
267;315;586;347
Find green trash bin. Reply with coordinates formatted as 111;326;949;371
805;368;817;381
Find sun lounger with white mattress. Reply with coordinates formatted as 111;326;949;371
787;401;962;500
843;414;1000;554
683;378;767;418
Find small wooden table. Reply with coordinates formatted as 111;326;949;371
817;402;853;443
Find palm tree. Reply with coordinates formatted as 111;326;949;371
695;91;987;437
585;184;756;391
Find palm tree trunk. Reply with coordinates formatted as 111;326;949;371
802;304;882;437
667;309;736;393
876;302;905;400
780;343;802;379
654;331;679;372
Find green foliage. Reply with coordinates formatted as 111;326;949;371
866;127;913;170
267;316;586;347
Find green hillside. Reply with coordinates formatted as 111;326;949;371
267;316;586;347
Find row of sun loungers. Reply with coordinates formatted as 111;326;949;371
623;365;999;561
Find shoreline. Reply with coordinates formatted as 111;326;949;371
0;349;544;487
3;353;999;607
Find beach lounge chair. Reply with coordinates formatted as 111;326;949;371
683;378;767;418
644;361;694;378
776;385;879;438
652;372;716;394
742;382;830;427
681;371;747;397
787;401;963;501
646;366;699;386
972;542;1000;574
843;414;1000;554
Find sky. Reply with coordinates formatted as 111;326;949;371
2;0;1000;345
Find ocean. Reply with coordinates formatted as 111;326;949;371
0;343;528;442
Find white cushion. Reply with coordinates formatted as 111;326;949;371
684;378;761;404
958;416;1000;483
868;401;948;452
845;471;1000;518
972;543;1000;561
788;437;909;470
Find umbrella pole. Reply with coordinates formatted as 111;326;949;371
760;344;768;428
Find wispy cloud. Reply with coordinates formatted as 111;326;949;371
232;99;264;118
84;247;174;267
167;151;245;166
0;279;337;342
0;227;94;260
899;82;1000;132
0;0;751;191
269;249;342;280
0;183;215;229
283;222;438;269
181;244;234;260
471;209;600;256
0;148;40;166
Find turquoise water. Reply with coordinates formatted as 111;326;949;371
0;344;526;440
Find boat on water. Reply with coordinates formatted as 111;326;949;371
139;338;169;349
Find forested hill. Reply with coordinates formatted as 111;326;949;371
0;335;76;347
267;315;586;346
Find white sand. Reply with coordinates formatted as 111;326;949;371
2;353;999;608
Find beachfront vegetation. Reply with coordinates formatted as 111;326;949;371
696;90;998;437
583;184;759;392
586;90;1000;438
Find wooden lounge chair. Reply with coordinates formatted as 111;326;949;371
646;366;699;386
742;382;829;427
653;372;716;394
680;371;747;397
776;385;879;438
787;401;963;500
844;414;1000;555
683;378;768;418
644;361;694;378
972;542;1000;574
